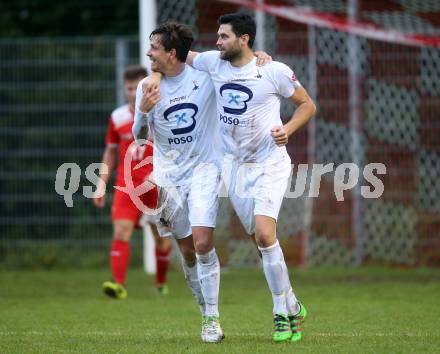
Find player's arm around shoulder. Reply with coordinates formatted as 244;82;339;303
189;50;220;72
141;71;162;94
186;50;199;66
132;78;160;144
254;51;272;66
138;76;160;113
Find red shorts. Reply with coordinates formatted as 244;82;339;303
111;186;158;223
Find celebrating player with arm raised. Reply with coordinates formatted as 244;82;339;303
188;13;316;343
132;22;224;343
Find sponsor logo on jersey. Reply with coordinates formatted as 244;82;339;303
219;83;253;115
219;113;240;125
164;103;198;136
175;112;188;126
169;95;187;104
168;135;193;145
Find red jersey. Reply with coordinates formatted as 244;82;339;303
105;104;153;187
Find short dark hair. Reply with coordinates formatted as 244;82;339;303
218;12;256;48
150;21;194;62
123;65;148;81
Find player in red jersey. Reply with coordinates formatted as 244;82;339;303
93;65;172;299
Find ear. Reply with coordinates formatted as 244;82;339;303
240;34;250;47
169;48;177;59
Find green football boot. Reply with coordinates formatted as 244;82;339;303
156;284;169;296
272;314;292;342
289;302;307;342
102;280;128;299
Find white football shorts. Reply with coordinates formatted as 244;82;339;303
225;154;292;235
154;163;221;239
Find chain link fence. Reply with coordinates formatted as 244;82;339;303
0;36;142;267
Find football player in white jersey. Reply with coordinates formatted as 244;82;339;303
132;22;224;343
186;13;316;343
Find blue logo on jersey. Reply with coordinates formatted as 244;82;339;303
228;93;241;105
220;83;253;115
164;103;198;135
175;112;187;125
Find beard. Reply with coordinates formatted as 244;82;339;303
219;46;242;62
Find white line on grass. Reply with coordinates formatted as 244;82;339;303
0;331;438;338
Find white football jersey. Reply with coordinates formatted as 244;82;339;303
193;51;301;163
134;65;220;187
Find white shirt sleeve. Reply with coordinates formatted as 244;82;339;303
270;61;302;98
132;80;152;145
192;50;220;72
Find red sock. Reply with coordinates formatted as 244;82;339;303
155;247;171;286
110;240;130;285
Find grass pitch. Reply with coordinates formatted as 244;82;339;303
1;267;439;353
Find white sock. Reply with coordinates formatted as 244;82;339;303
196;248;220;317
259;240;291;315
181;258;205;315
286;287;300;315
279;248;300;315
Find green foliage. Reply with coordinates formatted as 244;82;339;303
0;0;138;37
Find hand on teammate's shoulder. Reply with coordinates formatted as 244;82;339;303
255;51;272;66
140;81;160;113
143;72;162;93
